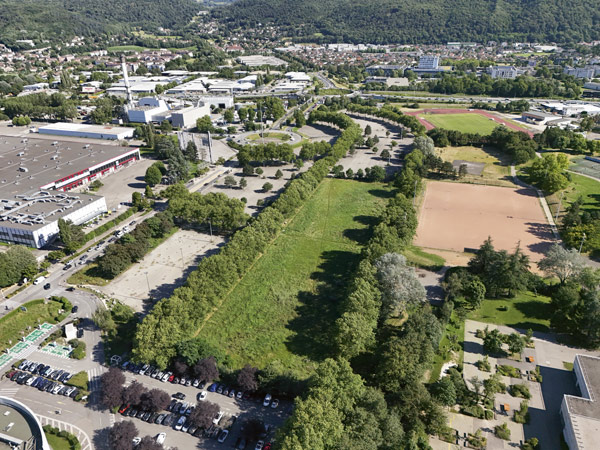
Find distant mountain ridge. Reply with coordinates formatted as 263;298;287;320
0;0;200;47
216;0;600;44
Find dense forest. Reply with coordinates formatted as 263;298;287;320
0;0;200;48
216;0;600;44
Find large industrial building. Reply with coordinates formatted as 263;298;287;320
38;123;135;140
0;396;50;450
561;354;600;450
0;135;140;248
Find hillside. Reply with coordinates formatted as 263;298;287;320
0;0;201;48
216;0;600;44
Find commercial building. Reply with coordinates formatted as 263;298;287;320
564;66;600;80
521;111;557;125
489;65;518;79
417;55;440;70
170;104;212;129
0;135;140;247
237;55;288;67
0;396;51;450
561;355;600;450
38;123;135;140
127;97;170;123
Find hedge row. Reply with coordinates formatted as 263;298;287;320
345;103;427;135
133;111;363;368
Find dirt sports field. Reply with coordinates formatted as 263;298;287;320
405;108;534;137
414;181;554;262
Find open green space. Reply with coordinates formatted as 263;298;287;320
437;145;514;187
106;45;146;52
0;300;66;352
422;113;499;134
246;132;291;142
198;179;391;375
546;171;600;221
404;245;446;271
468;291;552;332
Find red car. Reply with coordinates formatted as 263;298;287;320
119;404;130;414
264;444;272;450
168;374;175;383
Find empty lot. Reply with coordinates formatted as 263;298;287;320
414;181;554;262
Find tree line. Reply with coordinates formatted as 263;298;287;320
0;92;78;121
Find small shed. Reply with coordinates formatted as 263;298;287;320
64;323;77;341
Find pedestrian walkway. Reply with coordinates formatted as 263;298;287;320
87;366;105;394
40;343;72;359
0;387;20;397
0;323;56;372
37;415;93;450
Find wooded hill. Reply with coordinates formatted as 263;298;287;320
0;0;200;48
216;0;600;44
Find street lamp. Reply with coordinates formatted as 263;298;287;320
579;233;586;254
144;272;151;294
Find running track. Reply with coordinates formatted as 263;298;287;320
405;108;534;137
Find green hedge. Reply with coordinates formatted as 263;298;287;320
43;425;81;450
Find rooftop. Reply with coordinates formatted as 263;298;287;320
0;404;36;449
565;355;600;449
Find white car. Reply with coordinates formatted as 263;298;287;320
198;391;207;401
255;440;264;450
212;411;224;425
132;437;141;446
263;394;272;407
155;433;166;445
271;399;279;409
175;415;186;431
217;429;229;443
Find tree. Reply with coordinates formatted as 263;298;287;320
242;165;254;176
189;401;219;429
275;169;283;179
224;108;234;124
364;125;372;135
507;333;525;357
223;175;237;188
413;136;435;155
375;253;426;318
433;376;457;406
122;380;147;406
537;243;585;284
263;182;273;192
237;365;258;392
92;308;116;334
136;436;163;450
160;120;172;133
239;178;248;190
140;389;171;412
463;279;486;310
483;328;504;354
194;356;219;382
144;165;162;187
109;421;138;450
58;219;85;253
366;165;386;182
483;372;505;402
458;164;468;178
196;115;213;133
294;159;304;170
527;153;570;193
184;141;198;162
380;148;391;161
100;367;125;409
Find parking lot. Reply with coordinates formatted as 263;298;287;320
117;363;291;449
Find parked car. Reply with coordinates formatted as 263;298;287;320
175;415;186;431
263;394;272;407
156;433;166;445
237;391;244;400
197;391;207;401
216;385;224;394
173;392;185;400
208;383;218;392
255;441;265;450
119;404;130;414
213;411;224;425
271;399;279;409
218;429;229;443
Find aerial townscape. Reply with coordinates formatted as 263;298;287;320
0;1;600;449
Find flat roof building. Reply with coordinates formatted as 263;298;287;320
170;104;212;129
38;123;135;140
0;396;50;449
0;135;140;248
489;65;518;79
127;97;170;124
237;55;288;67
561;355;600;450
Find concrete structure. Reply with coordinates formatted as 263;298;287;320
489;65;518;79
0;396;50;450
170;104;211;129
541;101;600;117
64;323;77;341
0;136;140;247
127;97;170;123
38;123;135;140
561;355;600;450
197;96;234;110
237;55;288;67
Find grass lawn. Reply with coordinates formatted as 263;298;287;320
0;299;66;352
107;45;146;52
198;179;391;375
422;113;499;134
546;171;600;222
247;132;290;142
437;145;513;186
404;245;446;271
46;433;71;450
468;291;552;332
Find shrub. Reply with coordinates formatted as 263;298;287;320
477;356;491;372
514;400;530;424
461;405;485;419
521;437;540;450
494;423;511;440
510;384;531;399
484;409;494;420
69;340;86;360
497;365;521;378
530;366;542;383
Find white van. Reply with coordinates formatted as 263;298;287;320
33;276;45;285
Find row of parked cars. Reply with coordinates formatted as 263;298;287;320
121;360;208;388
9;360;80;399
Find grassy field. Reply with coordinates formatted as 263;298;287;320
437;146;514;186
404;245;446;271
246;132;291;142
198;179;391;375
107;45;146;52
0;299;66;352
468;291;552;332
546;171;600;222
422;113;499;134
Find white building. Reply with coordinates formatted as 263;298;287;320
561;355;600;450
170;104;212;129
489;65;518;79
418;55;440;70
38;123;135;140
127;97;170;123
